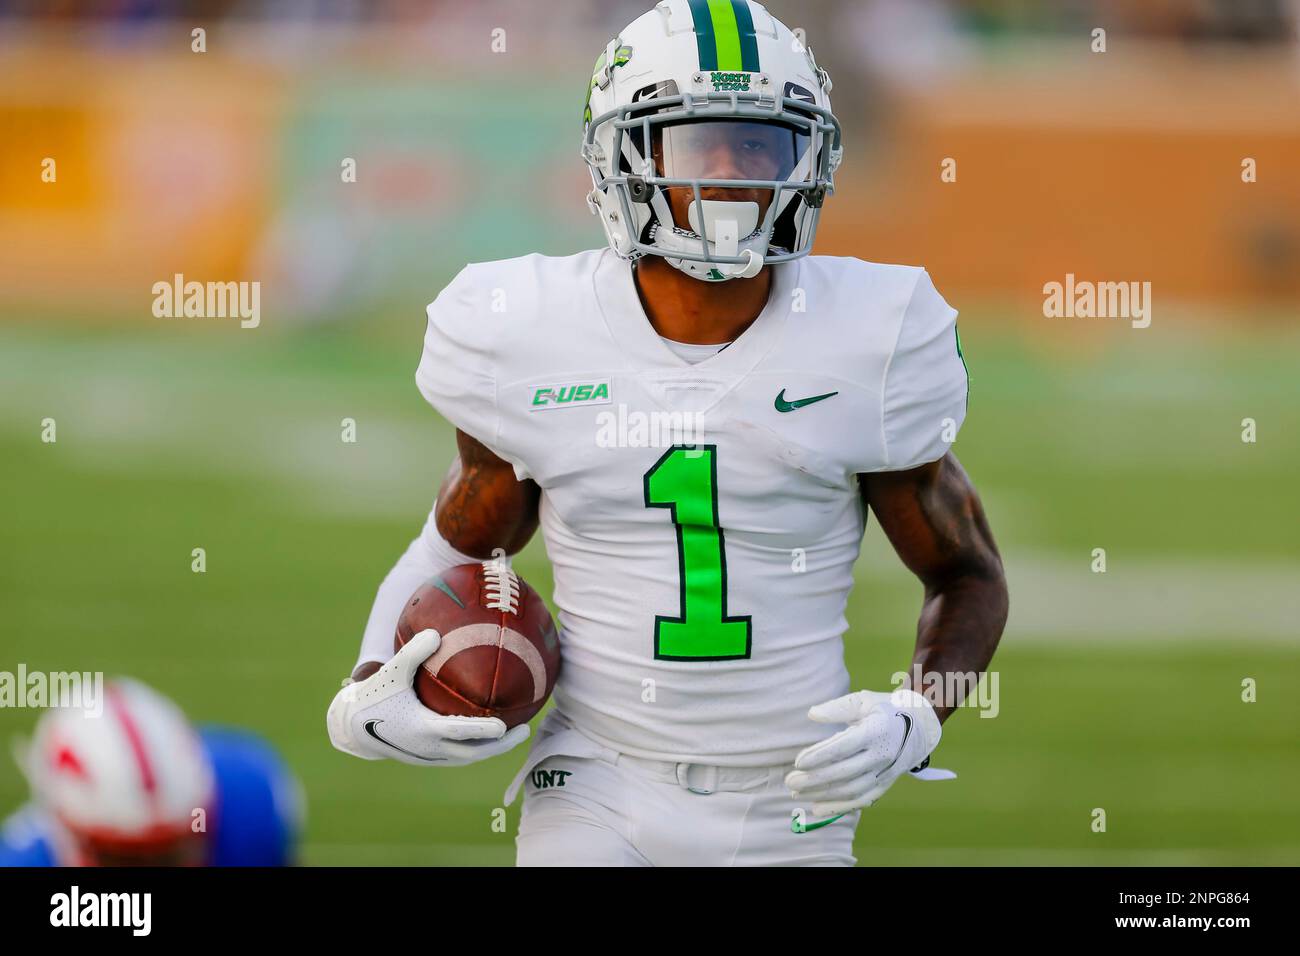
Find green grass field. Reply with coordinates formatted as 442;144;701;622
1;311;1297;865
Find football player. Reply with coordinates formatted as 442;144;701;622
0;678;301;867
328;0;1008;866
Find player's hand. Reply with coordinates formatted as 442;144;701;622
326;628;530;767
786;688;946;817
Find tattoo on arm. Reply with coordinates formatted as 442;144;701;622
435;430;540;559
859;453;1009;722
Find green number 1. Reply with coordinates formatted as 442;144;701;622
643;445;752;661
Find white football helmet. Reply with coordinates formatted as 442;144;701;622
19;678;214;865
583;0;842;282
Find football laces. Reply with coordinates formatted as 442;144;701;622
481;560;521;615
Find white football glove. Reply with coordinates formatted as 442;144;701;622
786;688;950;818
326;628;530;767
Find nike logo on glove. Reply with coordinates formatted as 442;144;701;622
363;719;447;763
878;712;914;777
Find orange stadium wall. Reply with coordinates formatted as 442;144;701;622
2;38;1297;318
0;40;282;314
819;51;1300;309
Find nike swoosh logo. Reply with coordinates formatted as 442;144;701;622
791;811;847;834
878;712;914;777
775;388;839;413
363;719;447;762
429;576;465;609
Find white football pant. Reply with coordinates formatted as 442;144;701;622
508;711;858;867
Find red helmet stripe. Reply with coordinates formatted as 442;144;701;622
106;684;158;797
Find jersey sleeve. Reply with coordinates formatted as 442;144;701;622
878;269;969;471
415;264;518;467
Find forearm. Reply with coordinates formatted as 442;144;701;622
906;568;1008;723
354;501;483;674
860;453;1009;724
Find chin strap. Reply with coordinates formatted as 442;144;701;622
660;199;766;281
665;246;764;282
727;248;765;279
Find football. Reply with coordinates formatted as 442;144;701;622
394;561;560;729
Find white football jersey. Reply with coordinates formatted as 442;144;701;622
416;249;967;766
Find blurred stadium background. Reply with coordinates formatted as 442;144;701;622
1;0;1297;865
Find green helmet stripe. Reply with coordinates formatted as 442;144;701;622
687;0;719;70
688;0;761;73
707;0;744;71
729;0;761;72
